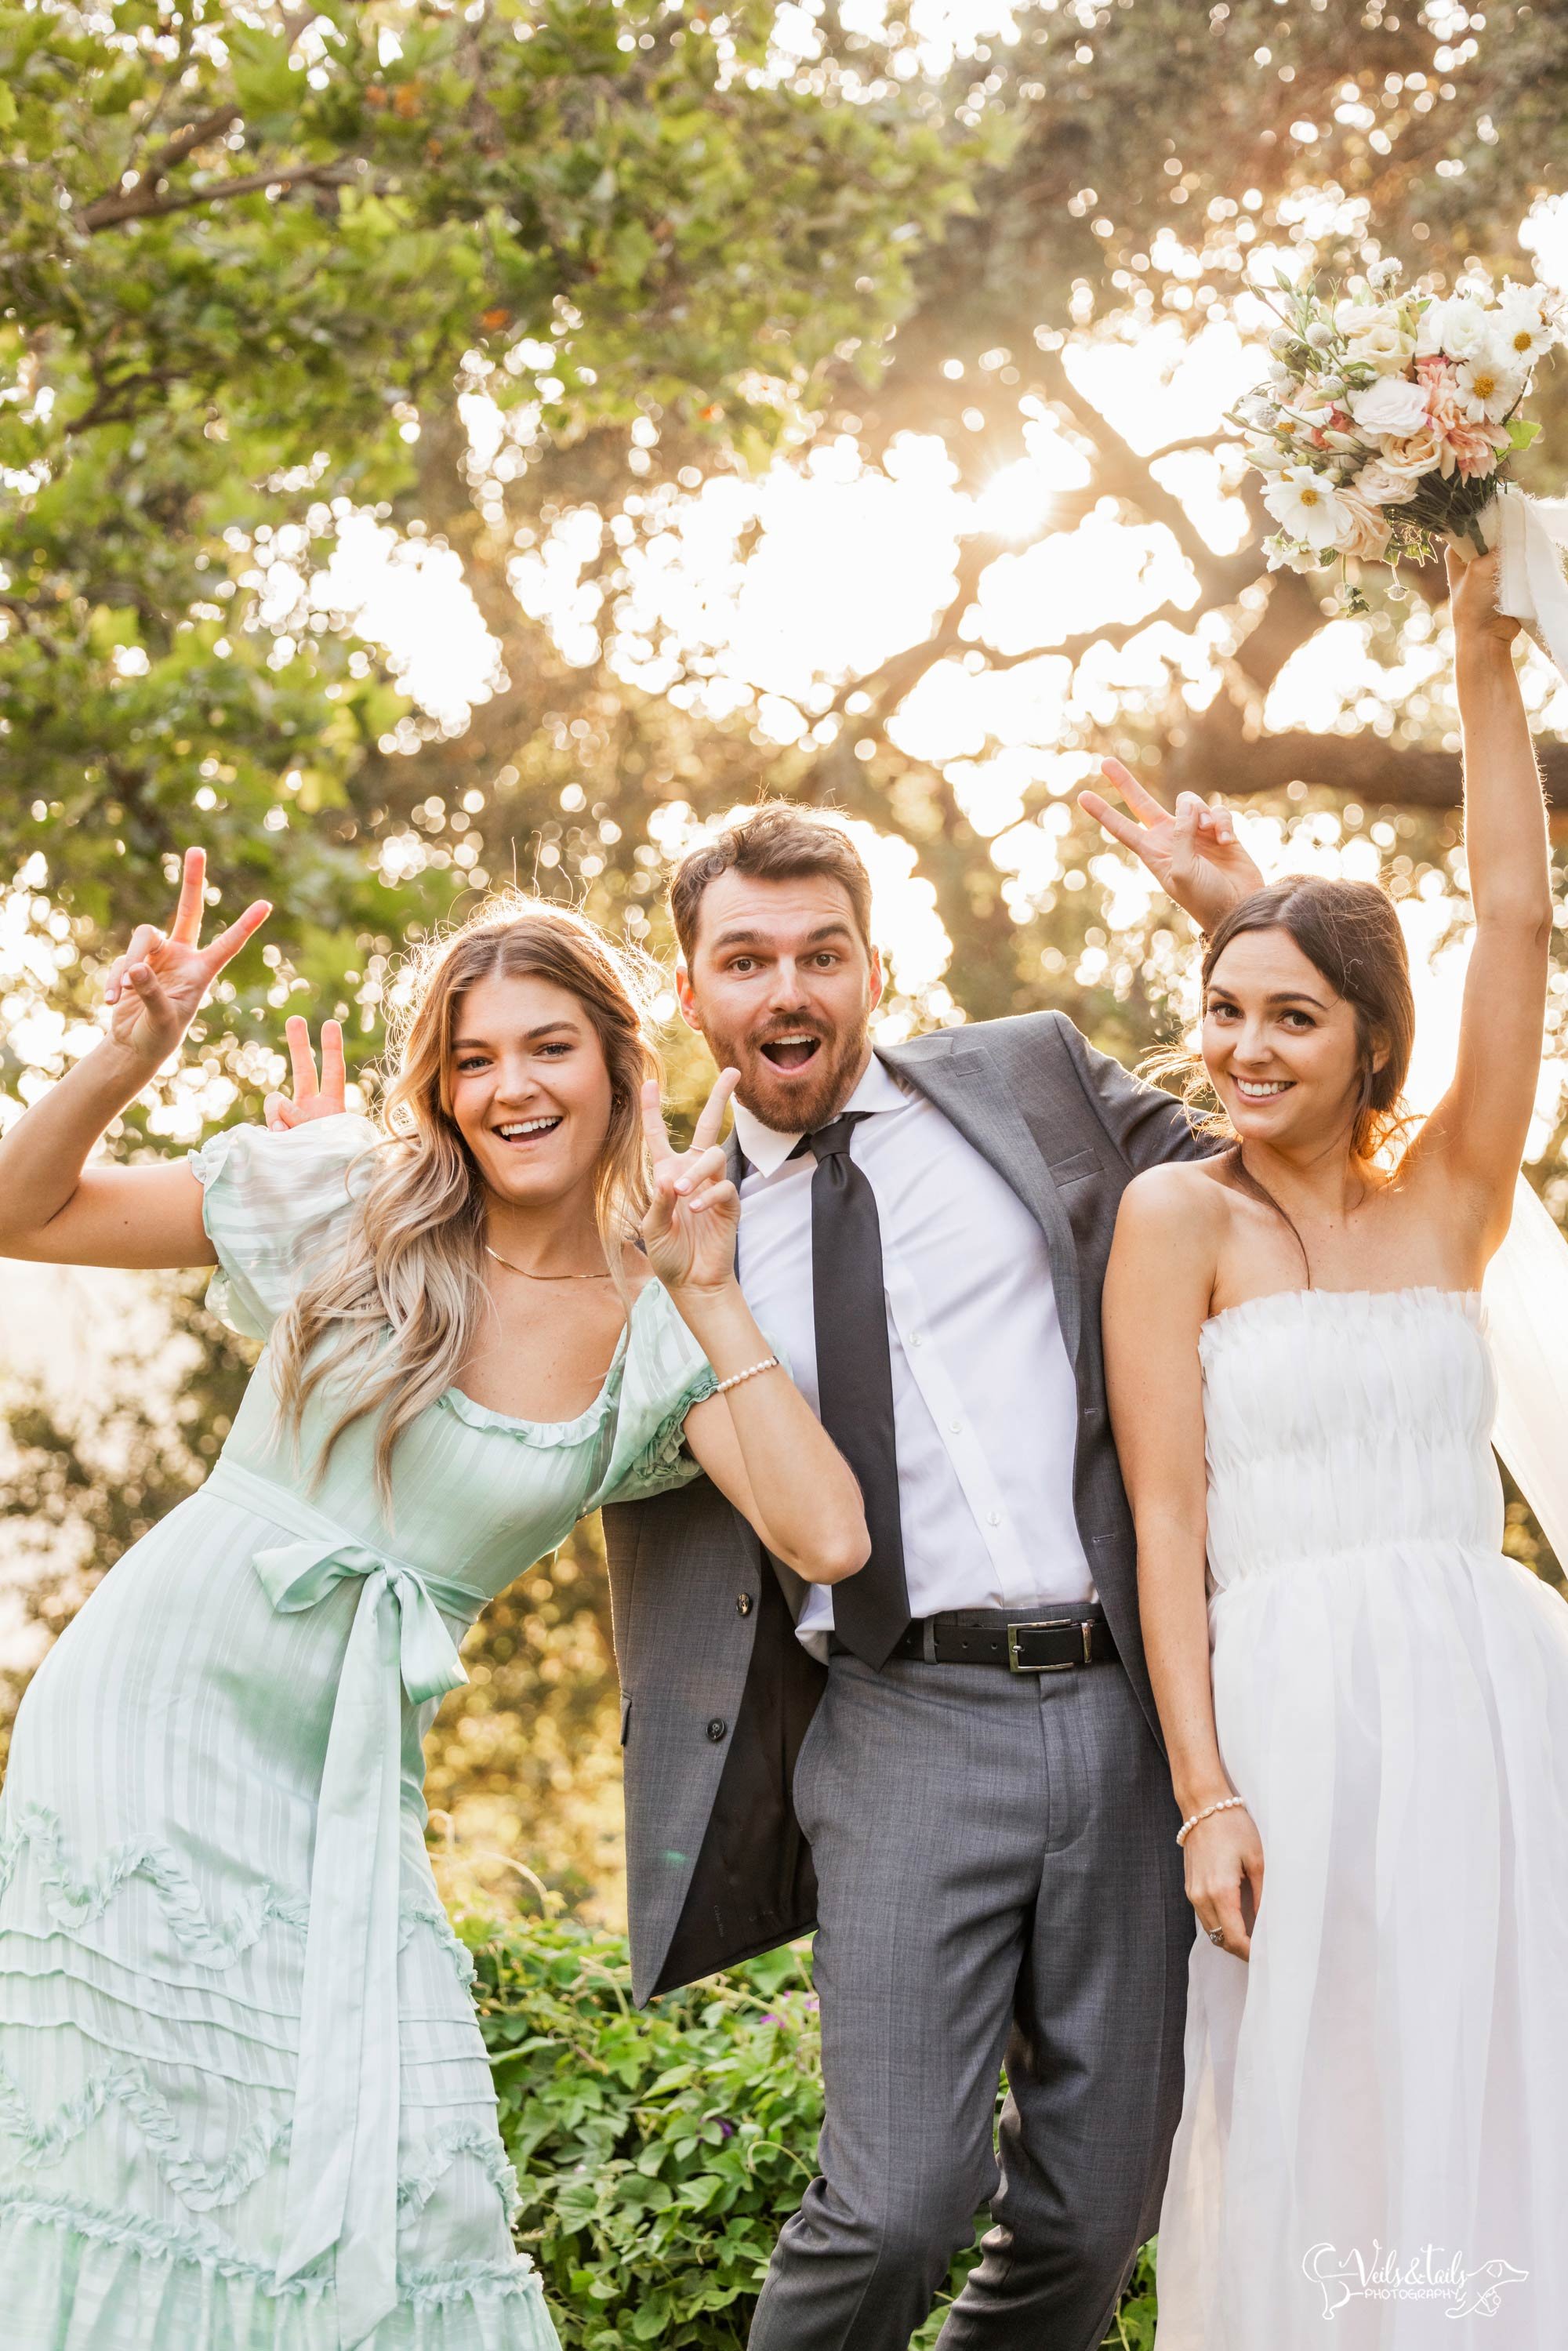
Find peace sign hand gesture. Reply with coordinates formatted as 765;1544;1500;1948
264;1017;349;1131
1078;758;1264;934
639;1068;742;1295
103;847;270;1070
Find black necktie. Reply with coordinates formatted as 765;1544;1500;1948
798;1112;910;1667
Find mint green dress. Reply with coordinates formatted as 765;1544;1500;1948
0;1116;717;2350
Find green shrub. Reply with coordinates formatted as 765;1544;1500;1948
468;1912;1157;2349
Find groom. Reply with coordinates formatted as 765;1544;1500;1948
601;778;1262;2349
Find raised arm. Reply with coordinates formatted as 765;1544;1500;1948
1103;1164;1263;1959
638;1074;870;1585
1420;549;1551;1258
0;849;269;1268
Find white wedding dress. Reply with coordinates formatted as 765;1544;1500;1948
1154;1284;1568;2348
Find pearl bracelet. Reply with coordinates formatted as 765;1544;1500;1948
713;1355;781;1397
1176;1794;1246;1849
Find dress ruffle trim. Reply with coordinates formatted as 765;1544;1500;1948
0;2193;557;2349
435;1363;627;1449
0;1801;309;1965
0;2055;288;2210
0;2060;519;2228
0;1803;474;1991
590;1367;719;1507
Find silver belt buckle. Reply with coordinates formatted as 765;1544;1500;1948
1007;1618;1094;1673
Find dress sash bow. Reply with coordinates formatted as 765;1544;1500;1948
205;1456;479;2349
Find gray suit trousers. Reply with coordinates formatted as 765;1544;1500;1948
748;1637;1192;2351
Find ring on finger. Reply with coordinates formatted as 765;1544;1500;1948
1206;1925;1225;1946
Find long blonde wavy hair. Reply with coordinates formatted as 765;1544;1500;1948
270;898;661;1503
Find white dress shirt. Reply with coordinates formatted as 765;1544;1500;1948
731;1055;1094;1657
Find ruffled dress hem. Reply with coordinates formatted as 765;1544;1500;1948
0;2192;557;2350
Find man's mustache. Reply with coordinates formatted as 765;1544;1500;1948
744;1024;833;1050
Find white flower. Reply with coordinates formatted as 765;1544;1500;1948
1247;441;1294;473
1264;533;1312;573
1493;287;1555;365
1347;376;1431;437
1356;462;1417;506
1334;302;1411;373
1305;321;1335;350
1368;257;1402;290
1417;296;1490;361
1453;347;1525;423
1261;464;1351;550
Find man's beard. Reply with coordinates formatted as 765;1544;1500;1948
704;1014;871;1135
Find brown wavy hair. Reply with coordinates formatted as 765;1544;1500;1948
269;899;661;1504
1150;876;1418;1275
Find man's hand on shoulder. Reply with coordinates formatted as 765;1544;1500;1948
1079;758;1264;937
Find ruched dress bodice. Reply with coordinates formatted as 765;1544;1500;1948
1201;1286;1502;1588
1155;1286;1568;2350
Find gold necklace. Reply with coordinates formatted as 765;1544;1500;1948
484;1243;613;1283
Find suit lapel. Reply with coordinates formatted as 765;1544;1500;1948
877;1033;1083;1370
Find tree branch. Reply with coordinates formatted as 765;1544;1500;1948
83;159;359;232
1189;726;1568;813
1036;349;1256;607
139;105;243;180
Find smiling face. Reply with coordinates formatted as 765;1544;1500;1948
676;869;884;1133
447;971;616;1210
1202;925;1381;1156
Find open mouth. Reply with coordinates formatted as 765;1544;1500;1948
495;1116;563;1143
1232;1079;1294;1103
758;1032;823;1073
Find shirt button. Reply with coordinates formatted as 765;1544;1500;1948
987;1511;1002;1527
736;1592;754;1617
706;1718;728;1743
911;1334;924;1348
949;1419;963;1435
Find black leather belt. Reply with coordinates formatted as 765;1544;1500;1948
880;1610;1118;1674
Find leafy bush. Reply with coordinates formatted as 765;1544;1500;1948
467;1912;1157;2349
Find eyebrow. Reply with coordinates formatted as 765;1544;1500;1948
451;1019;582;1049
710;922;855;951
1207;986;1330;1010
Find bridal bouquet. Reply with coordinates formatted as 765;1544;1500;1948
1232;261;1568;639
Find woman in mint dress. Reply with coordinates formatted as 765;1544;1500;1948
0;858;868;2350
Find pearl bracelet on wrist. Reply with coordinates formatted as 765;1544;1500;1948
713;1355;780;1397
1176;1794;1246;1849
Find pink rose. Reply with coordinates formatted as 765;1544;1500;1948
1443;420;1508;481
1424;380;1510;480
1330;486;1394;562
1371;423;1447;485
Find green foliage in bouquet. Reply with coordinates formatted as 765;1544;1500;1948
469;1911;1157;2349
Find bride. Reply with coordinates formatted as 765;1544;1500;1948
0;874;867;2349
1105;546;1567;2347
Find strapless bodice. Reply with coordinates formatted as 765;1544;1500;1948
1200;1286;1504;1591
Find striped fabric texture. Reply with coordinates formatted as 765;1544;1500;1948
0;1115;717;2349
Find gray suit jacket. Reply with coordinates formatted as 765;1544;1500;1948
602;1010;1204;2003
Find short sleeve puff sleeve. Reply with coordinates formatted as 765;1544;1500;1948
187;1113;380;1342
585;1281;720;1512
